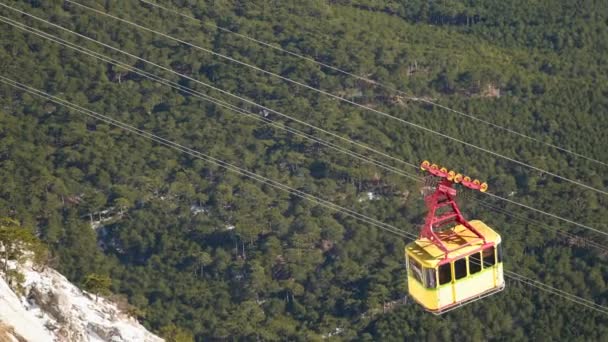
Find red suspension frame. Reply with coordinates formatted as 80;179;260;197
419;161;492;261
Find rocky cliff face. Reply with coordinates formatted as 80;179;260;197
0;262;162;342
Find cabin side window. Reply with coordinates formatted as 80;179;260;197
408;257;424;285
469;252;482;274
438;263;451;285
454;258;467;280
497;243;503;263
424;268;437;288
482;247;496;267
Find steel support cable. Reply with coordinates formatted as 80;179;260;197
64;0;608;197
0;15;421;184
463;256;608;315
3;4;604;239
464;254;608;314
503;270;608;314
512;281;608;315
482;191;608;238
0;76;414;240
136;0;608;168
1;1;417;171
2;5;605;237
2;76;607;316
471;198;608;253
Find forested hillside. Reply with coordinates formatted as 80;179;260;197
0;0;607;340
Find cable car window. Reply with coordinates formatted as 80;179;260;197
409;258;424;284
497;244;503;263
454;258;467;279
424;268;437;288
482;247;496;267
469;252;482;274
438;263;451;285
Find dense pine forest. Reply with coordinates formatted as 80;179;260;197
1;0;607;340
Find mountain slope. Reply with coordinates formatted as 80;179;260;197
0;262;162;342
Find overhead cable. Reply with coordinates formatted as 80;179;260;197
482;191;608;238
137;0;608;168
0;2;418;172
1;5;604;238
0;76;414;239
471;198;608;252
1;76;606;316
64;0;608;196
0;14;421;184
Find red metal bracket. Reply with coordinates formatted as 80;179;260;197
419;161;490;260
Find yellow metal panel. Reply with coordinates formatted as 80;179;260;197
454;268;495;302
450;263;456;303
407;275;440;310
496;262;505;286
437;284;453;308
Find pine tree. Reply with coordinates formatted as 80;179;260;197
83;273;112;302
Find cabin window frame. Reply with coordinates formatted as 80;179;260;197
423;267;437;289
468;252;483;275
453;258;468;280
438;262;452;286
407;255;439;289
482;246;497;268
407;256;424;286
497;243;503;263
418;244;502;289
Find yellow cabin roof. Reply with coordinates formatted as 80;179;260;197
406;220;501;268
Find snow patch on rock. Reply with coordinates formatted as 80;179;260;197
0;273;54;341
0;263;163;342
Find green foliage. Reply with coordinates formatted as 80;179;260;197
0;217;48;285
159;324;194;342
83;273;112;302
0;0;607;340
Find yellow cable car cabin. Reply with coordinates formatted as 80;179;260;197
406;220;504;314
407;161;505;314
